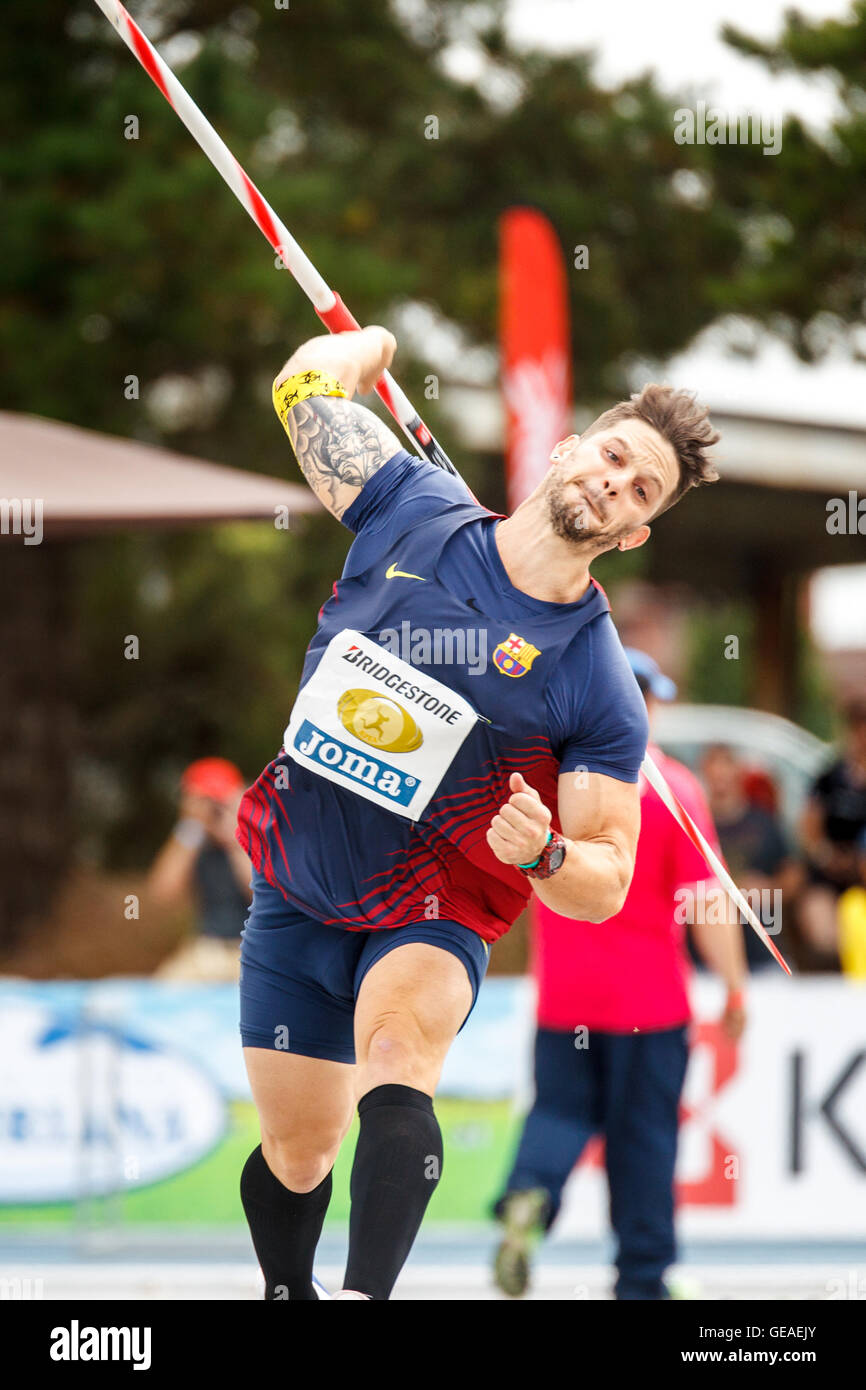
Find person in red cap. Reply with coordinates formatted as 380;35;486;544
148;758;251;981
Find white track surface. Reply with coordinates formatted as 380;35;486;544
1;1261;855;1301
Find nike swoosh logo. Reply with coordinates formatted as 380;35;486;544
385;562;426;581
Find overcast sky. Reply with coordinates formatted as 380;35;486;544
506;0;846;127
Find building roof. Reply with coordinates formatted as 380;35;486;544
0;412;321;537
634;321;866;434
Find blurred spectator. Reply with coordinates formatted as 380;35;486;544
148;758;251;981
798;700;866;969
838;827;866;980
740;767;779;817
700;745;801;973
491;651;747;1301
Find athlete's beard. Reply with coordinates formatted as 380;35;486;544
546;472;607;545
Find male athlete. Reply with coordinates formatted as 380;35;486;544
236;325;719;1300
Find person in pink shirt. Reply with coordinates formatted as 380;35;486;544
492;648;748;1299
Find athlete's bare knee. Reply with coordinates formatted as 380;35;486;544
362;1016;434;1088
261;1132;341;1193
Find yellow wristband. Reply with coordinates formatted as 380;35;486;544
272;370;348;430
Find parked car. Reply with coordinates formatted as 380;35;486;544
652;704;830;838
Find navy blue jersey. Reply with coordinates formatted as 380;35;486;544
238;450;648;940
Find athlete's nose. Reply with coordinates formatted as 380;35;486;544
600;457;629;497
596;474;619;500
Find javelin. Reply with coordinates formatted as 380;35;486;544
641;754;790;974
92;2;791;975
90;0;457;475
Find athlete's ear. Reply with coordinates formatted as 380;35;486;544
617;525;651;553
550;434;579;463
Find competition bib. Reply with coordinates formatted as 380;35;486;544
284;629;479;821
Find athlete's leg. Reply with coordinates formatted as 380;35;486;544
355;941;473;1093
238;881;362;1300
491;1025;602;1295
497;1026;602;1226
244;1049;356;1191
342;941;475;1299
603;1027;689;1300
241;1049;355;1299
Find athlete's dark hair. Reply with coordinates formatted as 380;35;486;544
581;383;720;519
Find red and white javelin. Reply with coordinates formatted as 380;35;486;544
91;0;457;475
641;754;790;973
92;1;790;975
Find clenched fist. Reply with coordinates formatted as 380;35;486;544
355;326;397;394
487;772;552;866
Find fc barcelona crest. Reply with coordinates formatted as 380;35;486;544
493;632;542;678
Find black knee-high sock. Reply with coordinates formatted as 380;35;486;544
343;1083;443;1300
240;1145;332;1301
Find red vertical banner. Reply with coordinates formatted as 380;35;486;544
499;208;572;510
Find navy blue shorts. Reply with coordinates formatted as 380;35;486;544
239;871;491;1063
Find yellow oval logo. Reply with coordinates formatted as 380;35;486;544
336;689;423;753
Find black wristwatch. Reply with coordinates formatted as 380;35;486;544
517;830;567;880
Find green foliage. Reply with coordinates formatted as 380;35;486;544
72;514;350;865
796;628;839;741
684;601;755;707
0;0;747;436
718;3;866;352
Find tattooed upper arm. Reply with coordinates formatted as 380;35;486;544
285;396;404;520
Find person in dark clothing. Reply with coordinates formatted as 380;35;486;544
700;745;801;972
798;701;866;968
148;758;251;979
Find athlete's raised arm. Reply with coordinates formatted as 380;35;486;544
273;326;404;520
